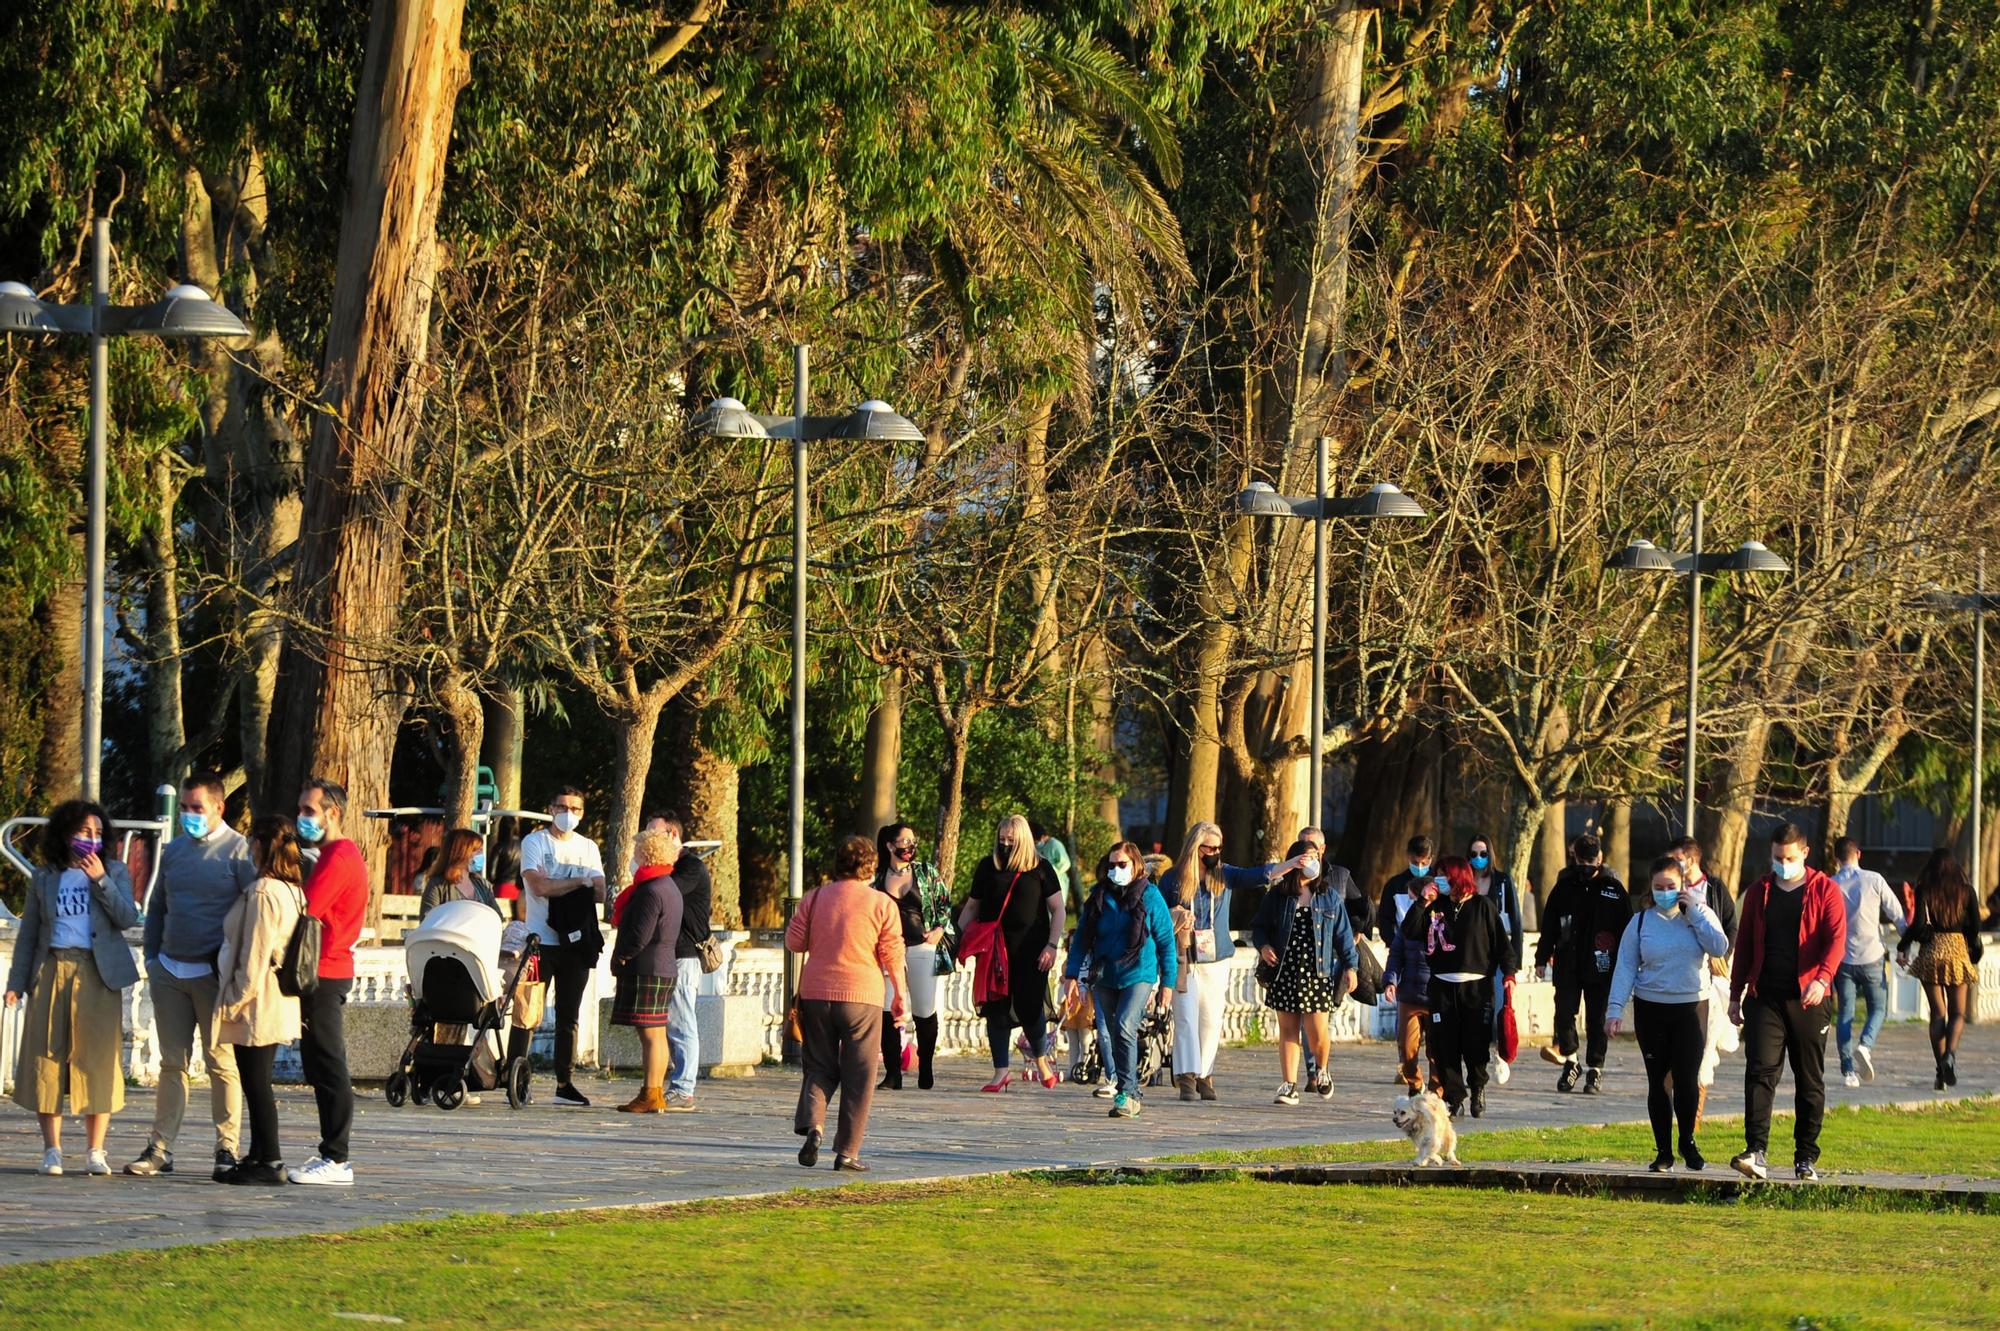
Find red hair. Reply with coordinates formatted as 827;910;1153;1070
1437;855;1477;900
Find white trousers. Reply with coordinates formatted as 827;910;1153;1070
1171;960;1229;1078
904;945;940;1020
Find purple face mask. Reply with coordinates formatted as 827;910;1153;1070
70;835;103;860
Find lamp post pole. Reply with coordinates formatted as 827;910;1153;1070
1682;499;1703;839
784;344;811;1062
83;218;110;802
1310;435;1328;827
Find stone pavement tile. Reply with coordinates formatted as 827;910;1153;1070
0;1021;1990;1265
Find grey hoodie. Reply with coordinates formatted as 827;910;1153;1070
1606;900;1729;1020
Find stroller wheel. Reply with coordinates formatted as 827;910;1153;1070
385;1070;411;1108
505;1056;531;1110
432;1074;467;1111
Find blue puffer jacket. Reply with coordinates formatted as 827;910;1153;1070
1063;881;1179;992
1251;883;1359;983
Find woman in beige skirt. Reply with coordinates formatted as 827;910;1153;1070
1897;848;1985;1092
4;800;141;1176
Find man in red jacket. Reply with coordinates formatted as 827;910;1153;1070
1727;822;1847;1182
289;777;366;1187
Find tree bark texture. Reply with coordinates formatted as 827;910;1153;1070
856;666;903;838
479;685;523;812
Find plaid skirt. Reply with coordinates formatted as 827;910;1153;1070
610;972;676;1028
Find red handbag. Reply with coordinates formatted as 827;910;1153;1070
959;871;1021;1005
1498;984;1521;1063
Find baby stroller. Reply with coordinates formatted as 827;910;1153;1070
1068;999;1174;1089
385;899;539;1111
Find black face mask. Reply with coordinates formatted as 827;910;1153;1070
1199;849;1220;865
894;845;916;863
997;842;1015;855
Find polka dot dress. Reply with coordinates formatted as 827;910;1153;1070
1267;914;1337;1015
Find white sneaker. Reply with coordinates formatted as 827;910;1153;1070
39;1148;62;1176
1856;1045;1875;1083
1843;1071;1860;1088
85;1149;111;1176
1274;1082;1300;1106
1492;1057;1512;1086
464;1094;482;1107
287;1155;354;1186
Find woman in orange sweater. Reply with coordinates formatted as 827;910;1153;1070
787;835;907;1171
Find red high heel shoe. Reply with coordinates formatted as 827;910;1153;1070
1038;1062;1059;1089
980;1071;1013;1093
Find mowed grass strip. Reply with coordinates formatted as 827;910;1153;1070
5;1174;1998;1331
1164;1095;2000;1175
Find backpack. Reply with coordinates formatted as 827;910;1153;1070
277;883;321;998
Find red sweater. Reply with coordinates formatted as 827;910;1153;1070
1730;867;1846;1003
305;839;368;979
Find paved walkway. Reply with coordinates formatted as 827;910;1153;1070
1;1023;1991;1265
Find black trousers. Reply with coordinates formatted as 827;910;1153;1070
1633;997;1705;1155
1554;980;1612;1068
1743;993;1831;1163
234;1043;282;1166
299;977;354;1163
1430;980;1493;1107
983;943;1050;1067
542;944;594;1086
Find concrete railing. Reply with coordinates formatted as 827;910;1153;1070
2;924;1992;1093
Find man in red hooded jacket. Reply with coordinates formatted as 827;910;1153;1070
1727;822;1847;1182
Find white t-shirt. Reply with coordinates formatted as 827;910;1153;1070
519;828;604;946
51;868;94;950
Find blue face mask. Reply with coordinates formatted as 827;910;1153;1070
469;852;487;876
1653;888;1680;910
1408;862;1429;879
1469;854;1490;871
1772;857;1804;882
296;815;324;844
181;811;210;839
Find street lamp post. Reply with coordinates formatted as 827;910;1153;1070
3;218;250;802
693;351;924;1059
1232;437;1426;824
1606;498;1790;838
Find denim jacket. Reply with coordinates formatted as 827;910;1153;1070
1251;884;1359;982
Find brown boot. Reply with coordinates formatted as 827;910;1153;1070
617;1086;666;1114
1177;1073;1198;1102
1195;1075;1218;1101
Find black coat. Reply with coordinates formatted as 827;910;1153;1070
1534;864;1632;986
671;852;713;959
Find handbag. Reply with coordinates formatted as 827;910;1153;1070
1351;936;1385;1007
276;884;321;999
958;871;1021;1005
695;934;726;974
1498;983;1520;1062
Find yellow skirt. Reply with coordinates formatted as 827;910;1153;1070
12;950;126;1116
1909;932;1978;987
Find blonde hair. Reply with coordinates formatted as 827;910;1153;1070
1173;821;1224;907
633;828;680;870
991;814;1038;875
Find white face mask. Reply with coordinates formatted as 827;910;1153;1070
1299;858;1321;882
552;809;581;833
1107;864;1133;887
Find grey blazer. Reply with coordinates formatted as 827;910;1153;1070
6;861;141;995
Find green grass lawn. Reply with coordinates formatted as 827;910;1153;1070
1165;1095;2000;1176
5;1173;1998;1330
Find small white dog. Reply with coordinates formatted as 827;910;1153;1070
1391;1092;1459;1167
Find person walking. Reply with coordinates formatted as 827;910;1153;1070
646;811;712;1112
418;828;500;919
960;814;1066;1092
1468;833;1525;1087
1373;835;1437;942
1160;821;1300;1101
1381;867;1440;1095
1534;835;1630;1094
1729;823;1847;1182
1668;835;1737;1130
288;778;366;1186
1897;848;1984;1092
5;800;140;1176
873;822;952;1091
1830;836;1903;1088
1402;855;1515;1117
609;826;685;1114
1252;840;1360;1105
213;816;307;1185
788;836;906;1171
1061;841;1176;1118
1606;856;1730;1172
517;786;607;1108
126;770;256;1181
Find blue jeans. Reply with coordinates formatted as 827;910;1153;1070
1835;960;1888;1071
1095;982;1155;1098
667;956;702;1096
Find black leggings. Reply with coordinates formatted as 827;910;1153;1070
1633;997;1705;1155
235;1043;282;1166
983;948;1050;1068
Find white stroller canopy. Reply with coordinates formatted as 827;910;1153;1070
406;898;504;1006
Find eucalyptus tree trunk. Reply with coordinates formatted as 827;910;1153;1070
856;666;903;836
436;667;484;830
1603;796;1633;890
479;685;524;812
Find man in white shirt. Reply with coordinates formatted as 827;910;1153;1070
1831;836;1904;1087
515;786;605;1107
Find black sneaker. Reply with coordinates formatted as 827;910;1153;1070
1582;1068;1603;1095
212;1148;240;1182
1469;1089;1486;1118
124;1144;173;1177
1682;1142;1706;1172
1556;1060;1581;1093
1314;1071;1334;1100
798;1127;821;1168
1795;1160;1822;1182
552;1084;591;1108
1731;1150;1768;1181
1648;1152;1675;1173
224;1160;288;1186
